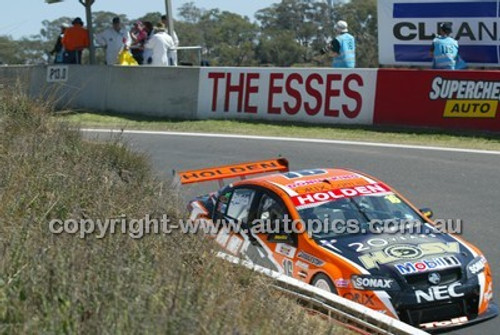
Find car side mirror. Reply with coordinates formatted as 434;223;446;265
420;208;434;219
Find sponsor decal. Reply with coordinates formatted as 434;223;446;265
215;229;230;247
468;256;487;275
282;258;293;277
415;282;464;303
485;283;493;303
295;260;310;270
275;243;297;258
334;278;350;288
226;235;243;255
359;242;460;269
420;316;469;329
291;183;391;208
297;251;325;267
430;78;499;119
428;272;441;285
179;158;288;184
285;173;359;188
342;292;375;306
351;275;398;291
395;255;461;275
385;244;423;259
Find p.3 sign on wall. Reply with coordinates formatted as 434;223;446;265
378;0;500;67
197;68;378;125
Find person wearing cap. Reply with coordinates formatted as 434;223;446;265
161;15;179;66
431;23;459;70
96;17;131;65
331;20;356;68
144;23;175;66
62;17;89;64
50;23;69;64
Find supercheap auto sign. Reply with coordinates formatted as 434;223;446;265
374;69;500;132
378;0;500;67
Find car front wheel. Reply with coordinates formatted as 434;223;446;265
311;273;338;294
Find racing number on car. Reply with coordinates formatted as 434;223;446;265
349;238;389;252
283;169;326;179
283;259;293;277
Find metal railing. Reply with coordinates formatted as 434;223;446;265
216;251;429;335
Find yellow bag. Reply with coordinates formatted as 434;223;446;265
118;50;138;66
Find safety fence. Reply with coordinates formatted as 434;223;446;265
216;251;429;335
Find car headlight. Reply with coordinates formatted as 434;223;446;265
467;256;487;276
351;275;400;291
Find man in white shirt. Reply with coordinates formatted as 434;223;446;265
161;15;179;66
96;17;131;65
145;24;175;66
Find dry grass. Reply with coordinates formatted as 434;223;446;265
0;86;346;334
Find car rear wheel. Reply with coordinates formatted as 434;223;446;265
311;273;338;294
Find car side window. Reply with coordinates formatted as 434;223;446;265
256;192;296;246
256;193;286;222
226;188;256;224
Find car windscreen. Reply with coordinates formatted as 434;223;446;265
298;193;423;239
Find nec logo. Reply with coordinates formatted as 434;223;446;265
415;282;464;303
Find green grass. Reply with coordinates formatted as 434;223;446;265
0;89;350;334
59;111;500;151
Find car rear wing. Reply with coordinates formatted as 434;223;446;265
178;158;289;186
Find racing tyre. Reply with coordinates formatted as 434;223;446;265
311;273;338;294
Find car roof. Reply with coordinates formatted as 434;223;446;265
235;168;382;195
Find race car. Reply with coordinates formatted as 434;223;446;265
179;158;497;331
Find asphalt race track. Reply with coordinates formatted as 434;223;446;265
85;130;500;335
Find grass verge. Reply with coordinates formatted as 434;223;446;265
0;88;348;334
58;111;500;151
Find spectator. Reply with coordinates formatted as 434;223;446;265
62;17;89;64
130;21;148;65
96;17;131;65
50;23;69;64
142;21;154;65
331;20;356;68
145;23;175;66
431;23;459;70
161;15;179;66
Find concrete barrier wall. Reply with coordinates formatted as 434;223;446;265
0;65;200;119
1;65;499;132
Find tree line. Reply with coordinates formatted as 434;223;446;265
0;0;377;67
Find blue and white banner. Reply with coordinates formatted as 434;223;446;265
378;0;500;67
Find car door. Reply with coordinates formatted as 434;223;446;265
250;189;299;278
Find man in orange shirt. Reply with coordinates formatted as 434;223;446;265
62;17;89;64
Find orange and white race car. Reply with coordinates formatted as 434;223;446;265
180;158;497;331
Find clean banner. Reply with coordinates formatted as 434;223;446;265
378;0;500;67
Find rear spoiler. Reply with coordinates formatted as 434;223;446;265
178;158;289;186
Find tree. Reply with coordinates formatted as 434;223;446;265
135;12;162;26
256;30;307;67
0;36;23;64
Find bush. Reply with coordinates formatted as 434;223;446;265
0;86;342;334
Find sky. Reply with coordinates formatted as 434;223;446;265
0;0;279;39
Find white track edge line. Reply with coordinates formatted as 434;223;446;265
80;128;500;156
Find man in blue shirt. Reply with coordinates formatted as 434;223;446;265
431;23;459;70
331;20;356;68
